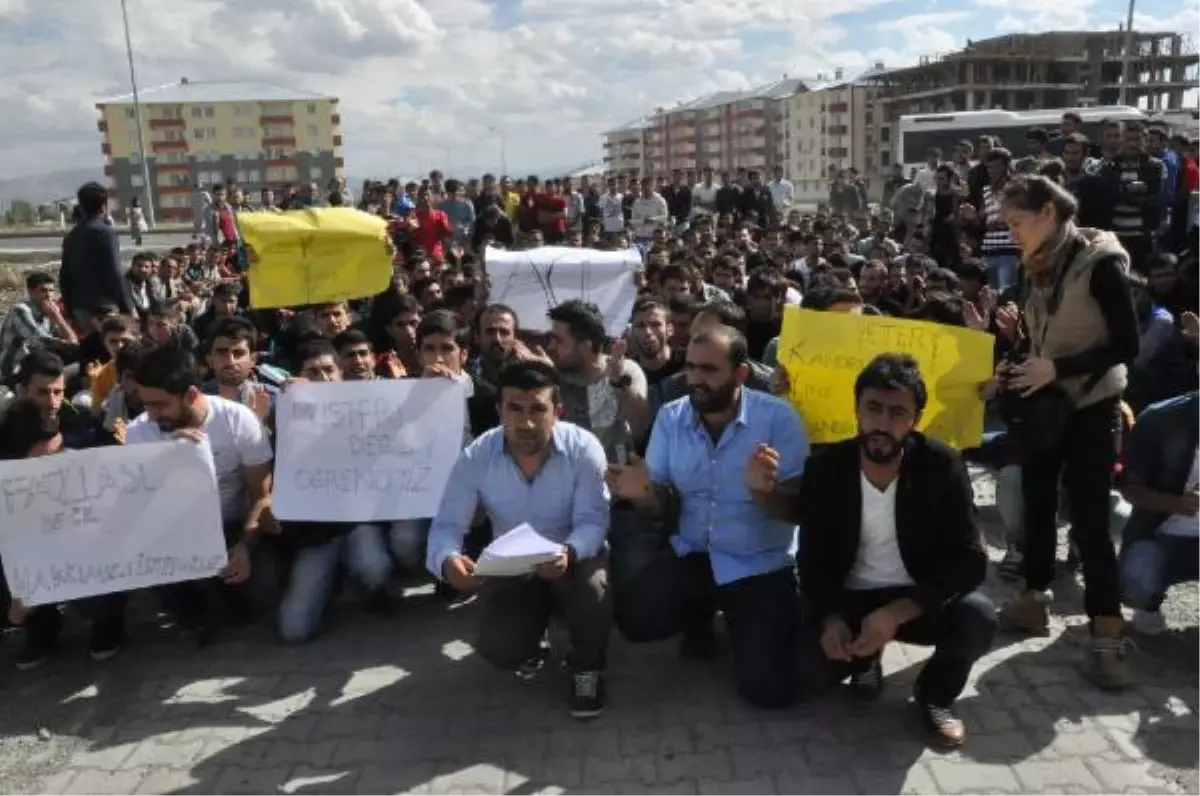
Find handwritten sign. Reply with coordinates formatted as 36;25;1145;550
485;246;640;335
272;378;466;522
243;208;393;309
777;308;994;448
0;442;227;607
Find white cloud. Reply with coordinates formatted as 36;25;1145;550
0;0;1194;183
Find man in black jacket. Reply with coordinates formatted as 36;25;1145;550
786;354;995;746
60;182;136;329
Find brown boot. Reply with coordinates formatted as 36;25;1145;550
1088;615;1134;691
997;589;1051;637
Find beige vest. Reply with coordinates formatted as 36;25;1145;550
1023;235;1127;408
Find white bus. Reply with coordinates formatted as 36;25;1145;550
894;106;1149;174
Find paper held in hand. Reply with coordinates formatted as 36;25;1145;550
473;523;563;578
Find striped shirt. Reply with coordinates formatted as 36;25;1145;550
980;185;1018;257
1112;163;1146;238
0;302;54;381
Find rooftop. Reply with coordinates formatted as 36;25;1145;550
603;77;808;134
98;78;336;106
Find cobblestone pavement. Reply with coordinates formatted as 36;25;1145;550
0;472;1196;795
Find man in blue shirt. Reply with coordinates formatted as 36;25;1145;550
606;325;809;709
427;360;612;719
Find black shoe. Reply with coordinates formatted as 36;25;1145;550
363;589;395;617
679;629;719;661
515;642;550;682
16;635;56;671
87;625;125;662
917;700;966;747
848;656;884;702
569;670;606;719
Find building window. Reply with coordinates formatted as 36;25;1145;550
130;153;142;165
307;103;317;114
236;170;249;183
204;106;215;118
191;107;203;118
131;174;144;187
247;169;261;183
310;166;323;180
193;128;206;140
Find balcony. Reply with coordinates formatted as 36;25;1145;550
260;114;294;126
151;140;189;152
97;120;108;133
262;136;297;147
333;135;342;146
828;102;849;114
157;162;191;172
149;118;185;129
101;143;112;156
331;114;341;125
266;157;296;167
829;146;849;158
334;156;344;168
158;185;191;196
828;125;849;136
104;164;114;176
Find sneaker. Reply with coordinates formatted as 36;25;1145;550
848;656;884;702
1130;608;1167;636
1088;616;1134;691
515;643;550;682
87;625;125;662
996;546;1024;582
917;700;966;747
16;636;56;671
569;670;606;719
997;589;1051;637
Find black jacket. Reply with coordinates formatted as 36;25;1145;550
60;217;135;316
797;433;986;623
1079;155;1166;235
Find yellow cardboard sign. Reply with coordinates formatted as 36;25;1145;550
242;208;392;309
777;308;994;449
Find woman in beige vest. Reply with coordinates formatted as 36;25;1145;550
992;176;1141;690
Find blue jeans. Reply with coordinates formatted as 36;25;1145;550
984;252;1020;291
387;519;430;570
278;523;393;643
1120;535;1199;611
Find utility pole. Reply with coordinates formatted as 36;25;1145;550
120;0;156;228
1118;0;1137;107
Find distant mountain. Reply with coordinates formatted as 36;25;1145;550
0;168;104;206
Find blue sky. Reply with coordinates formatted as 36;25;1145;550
0;0;1194;181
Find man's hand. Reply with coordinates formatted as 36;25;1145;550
820;615;853;661
379;351;406;378
606;338;628;382
249;387;272;420
1181;311;1199;346
422;363;456;379
442;554;484;592
1176;489;1200;518
171;428;206;444
221;542;251;584
534;546;570;580
605;453;651;500
111;417;127;444
994;302;1019;340
847;605;901;658
745;443;781;493
512;340;554;367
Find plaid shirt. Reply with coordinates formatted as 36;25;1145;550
0;301;54;381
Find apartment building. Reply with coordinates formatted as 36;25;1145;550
601;79;805;178
96;78;344;221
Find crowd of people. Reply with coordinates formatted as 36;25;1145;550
0;110;1197;750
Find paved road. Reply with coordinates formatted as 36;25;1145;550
0;232;195;255
0;470;1195;795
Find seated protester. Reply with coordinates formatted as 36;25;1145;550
761;287;865;370
1126;270;1196;411
124;343;277;644
389;310;499;576
100;339;150;436
0;271;79;386
544;299;651;461
789;354;994;747
202;316;278;416
16;350;114;449
143;298;200;351
609;326;809;709
86;315;140;412
426;361;612;718
333;328;406;380
630;297;685;389
651;299;772;416
191;281;242;345
468;303;522;386
1118;390;1199;636
277;339;397;643
75;302;120;374
742;267;788;361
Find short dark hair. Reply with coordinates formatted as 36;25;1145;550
132;342;203;396
212;282;241;300
497;359;560;402
145;298;180;321
958;258;988;284
695;298;746;331
295;337;339;366
416;309;471;349
854;353;928;413
690;324;749;368
547;299;607;354
100;314;139;338
91;301;119;319
0;398;60;460
747;267;787;298
207;316;257;352
17;350;65;386
632;296;668;317
115;338;150;375
77;181;109;217
25;272;54;291
667;294;700;315
333;328;374;353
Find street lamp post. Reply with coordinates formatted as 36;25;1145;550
120;0;156;228
1118;0;1137;107
486;125;508;175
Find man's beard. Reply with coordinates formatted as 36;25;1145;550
859;430;904;464
217;368;246;387
156;403;200;432
689;379;738;414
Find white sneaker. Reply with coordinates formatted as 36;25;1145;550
1131;608;1167;636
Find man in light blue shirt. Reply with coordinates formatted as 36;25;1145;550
426;360;613;719
606;325;810;709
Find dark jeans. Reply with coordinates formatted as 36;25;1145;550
616;551;802;710
475;554;611;673
23;593;128;647
1021;397;1122;618
821;588;996;707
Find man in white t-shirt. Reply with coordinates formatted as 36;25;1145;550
598;177;626;237
767;165;794;214
125;343;275;643
691;166;720;218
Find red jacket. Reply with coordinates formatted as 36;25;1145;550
413;208;452;261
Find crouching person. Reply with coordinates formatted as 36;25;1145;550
795;354;996;747
426;361;613;718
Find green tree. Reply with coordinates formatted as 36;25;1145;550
5;199;36;226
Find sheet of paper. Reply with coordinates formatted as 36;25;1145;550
473;523;563;578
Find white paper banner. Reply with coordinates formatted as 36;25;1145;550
272;378;466;522
484;245;640;336
0;441;227;607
